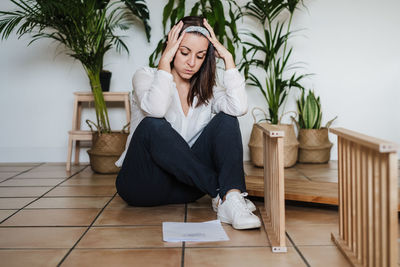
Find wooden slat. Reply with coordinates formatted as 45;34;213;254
330;128;398;267
330;128;398;153
257;124;286;253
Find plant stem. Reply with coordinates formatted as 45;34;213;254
87;69;111;133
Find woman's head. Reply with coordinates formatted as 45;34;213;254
168;16;216;107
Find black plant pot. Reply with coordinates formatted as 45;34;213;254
100;70;112;92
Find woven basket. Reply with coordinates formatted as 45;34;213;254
298;128;332;163
87;149;121;174
248;108;298;168
88;132;128;174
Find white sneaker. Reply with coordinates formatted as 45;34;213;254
212;193;257;212
217;191;261;229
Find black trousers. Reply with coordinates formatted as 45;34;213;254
115;112;246;206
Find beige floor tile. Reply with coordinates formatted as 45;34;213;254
35;163;86;171
26;197;111;209
94;206;185;226
185;247;305;267
0;178;65;186
106;197;183;209
0;163;39;166
187;195;212;209
77;226;181;248
0;210;17;221
74;169;116;179
286;224;338;246
0;172;19;179
60;177;116;186
62;248;182;267
186;207;217;222
106;196;131;208
0;249;68;267
2;209;100;226
299;245;352;267
285;205;338;225
0;227;86;248
0;187;52;197
0;198;36;209
15;171;71;179
45;186;116;197
186;225;270;248
0;166;36;172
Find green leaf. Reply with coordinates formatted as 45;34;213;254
162;0;175;33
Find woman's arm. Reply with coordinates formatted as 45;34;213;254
212;69;248;116
133;22;187;117
202;19;248;116
132;67;174;118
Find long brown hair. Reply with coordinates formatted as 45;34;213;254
165;16;216;107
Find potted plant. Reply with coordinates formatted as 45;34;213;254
240;0;307;168
293;89;337;163
0;0;151;173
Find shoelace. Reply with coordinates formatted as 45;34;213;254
229;193;253;217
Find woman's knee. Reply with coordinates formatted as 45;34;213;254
133;117;169;140
214;112;240;129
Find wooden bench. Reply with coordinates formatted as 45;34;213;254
256;124;287;253
330;128;398;267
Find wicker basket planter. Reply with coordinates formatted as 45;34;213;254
297;128;332;163
249;122;299;168
88;132;128;174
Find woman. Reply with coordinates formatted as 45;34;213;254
115;16;260;230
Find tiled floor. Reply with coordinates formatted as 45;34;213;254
0;162;390;266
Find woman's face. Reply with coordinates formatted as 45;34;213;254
172;32;209;80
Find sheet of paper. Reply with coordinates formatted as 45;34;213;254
162;220;229;242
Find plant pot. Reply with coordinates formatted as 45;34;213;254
249;122;299;168
88;131;128;174
297;128;333;163
100;70;112;92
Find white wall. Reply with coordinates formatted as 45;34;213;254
1;0;399;162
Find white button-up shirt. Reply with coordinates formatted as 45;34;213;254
115;66;248;167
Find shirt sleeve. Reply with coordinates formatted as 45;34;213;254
211;68;248;116
132;67;175;118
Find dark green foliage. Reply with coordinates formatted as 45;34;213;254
0;0;151;133
239;0;307;124
149;0;242;67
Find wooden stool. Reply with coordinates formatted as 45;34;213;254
66;92;131;171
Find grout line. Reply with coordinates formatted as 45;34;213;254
286;232;310;267
181;203;188;267
0;166;90;224
57;192;117;266
0;163;45;184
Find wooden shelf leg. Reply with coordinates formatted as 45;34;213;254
66;136;73;171
74;140;80;165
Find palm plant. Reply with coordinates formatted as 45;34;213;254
0;0;151;133
149;0;242;67
240;0;307;124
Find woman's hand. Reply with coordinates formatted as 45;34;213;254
158;21;186;73
203;19;235;70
